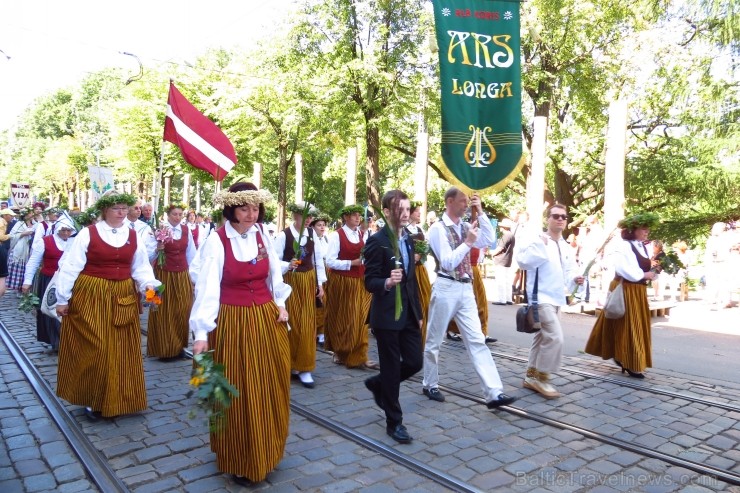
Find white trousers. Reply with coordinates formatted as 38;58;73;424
423;277;504;402
491;264;513;303
526;303;563;374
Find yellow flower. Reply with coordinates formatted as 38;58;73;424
189;376;205;387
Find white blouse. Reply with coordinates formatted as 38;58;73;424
189;222;292;342
273;224;327;283
326;225;362;271
23;234;73;286
610;239;650;283
55;222;161;305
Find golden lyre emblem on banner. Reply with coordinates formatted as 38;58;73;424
464;125;496;168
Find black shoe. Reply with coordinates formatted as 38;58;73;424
446;332;462;342
484;337;497;344
386;424;412;444
622;368;645;379
84;407;101;422
486;394;516;409
614;359;623;369
365;378;384;410
423;387;445;402
491;302;506;305
232;475;252;487
506;301;514;305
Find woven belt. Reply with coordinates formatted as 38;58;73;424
437;273;472;284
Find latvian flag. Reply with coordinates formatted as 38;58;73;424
163;82;237;181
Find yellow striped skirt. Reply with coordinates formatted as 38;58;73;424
585;279;652;372
416;262;431;345
324;274;371;367
284;269;317;372
147;269;193;358
207;301;290;482
57;274;146;417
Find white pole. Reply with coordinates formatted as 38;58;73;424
527;116;548;225
604;100;628;231
345;147;357;205
295;153;304;203
253;162;262;189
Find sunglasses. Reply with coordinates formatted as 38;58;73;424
550;214;568;220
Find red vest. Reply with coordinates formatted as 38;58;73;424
281;227;315;271
163;224;189;272
334;227;364;278
189;223;200;248
80;226;137;280
40;236;63;276
217;227;272;307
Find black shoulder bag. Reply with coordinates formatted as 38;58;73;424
516;269;541;333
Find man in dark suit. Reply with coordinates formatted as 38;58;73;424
363;190;423;444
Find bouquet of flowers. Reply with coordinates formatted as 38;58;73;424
143;286;165;311
187;350;240;433
290;198;315;271
154;225;174;267
376;208;402;321
414;239;430;264
658;251;685;276
18;292;40;313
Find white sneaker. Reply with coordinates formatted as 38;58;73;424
523;376;560;399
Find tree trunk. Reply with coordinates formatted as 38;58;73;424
365;121;381;210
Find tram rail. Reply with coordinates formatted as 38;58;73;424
0;320;128;493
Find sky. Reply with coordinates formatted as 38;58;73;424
0;0;299;130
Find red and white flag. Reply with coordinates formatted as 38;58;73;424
163;82;237;180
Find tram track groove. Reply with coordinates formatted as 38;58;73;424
0;320;129;493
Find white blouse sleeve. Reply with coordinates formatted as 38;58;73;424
189;233;225;342
185;229;197;265
56;228;91;305
131;234;161;293
325;231;351;271
23;239;46;286
262;229;292;307
612;240;647;283
274;230;290;274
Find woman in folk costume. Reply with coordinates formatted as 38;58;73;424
7;207;36;291
311;213;331;347
21;213;77;351
185;209;200;248
190;182;292;486
147;204;196;359
585;213;659;379
324;204;377;370
403;201;431;345
55;192;160;421
274;202;326;388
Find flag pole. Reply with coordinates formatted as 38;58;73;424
154;141;165;214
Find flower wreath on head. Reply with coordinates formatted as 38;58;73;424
76;208;99;227
410;200;423;212
213;189;274;208
618;212;660;231
46;206;64;216
310;212;331;226
339;204;365;217
18;207;33;219
32;201;47;211
94;192;137;211
166;203;189;213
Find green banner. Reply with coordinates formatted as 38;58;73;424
433;0;523;193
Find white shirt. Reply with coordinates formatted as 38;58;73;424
273;225;327;283
23;234;74;285
56;222;160;305
610;240;650;283
428;211;495;277
124;218;158;261
156;221;197;266
31;220;55;253
516;231;579;307
189;222;292;342
326;225;363;271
